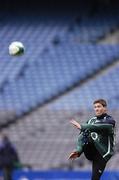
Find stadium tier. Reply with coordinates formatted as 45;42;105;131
2;61;119;170
0;12;74;87
47;61;119;110
60;8;119;43
0;45;119;117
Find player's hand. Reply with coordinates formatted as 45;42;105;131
70;119;81;129
68;151;80;159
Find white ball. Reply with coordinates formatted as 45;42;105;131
9;41;25;56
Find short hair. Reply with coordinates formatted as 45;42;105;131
93;99;107;107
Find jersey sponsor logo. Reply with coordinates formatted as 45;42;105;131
91;132;98;140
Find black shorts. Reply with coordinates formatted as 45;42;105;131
83;142;107;180
83;142;97;160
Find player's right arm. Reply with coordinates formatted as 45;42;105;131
81;124;114;134
70;118;115;134
70;119;81;129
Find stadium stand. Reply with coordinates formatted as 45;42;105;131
48;61;119;110
2;59;119;170
60;7;119;43
0;12;74;87
0;44;119;117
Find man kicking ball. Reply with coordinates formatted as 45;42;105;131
69;99;115;180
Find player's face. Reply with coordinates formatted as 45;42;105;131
93;103;106;116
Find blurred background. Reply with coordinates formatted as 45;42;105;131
0;0;119;179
